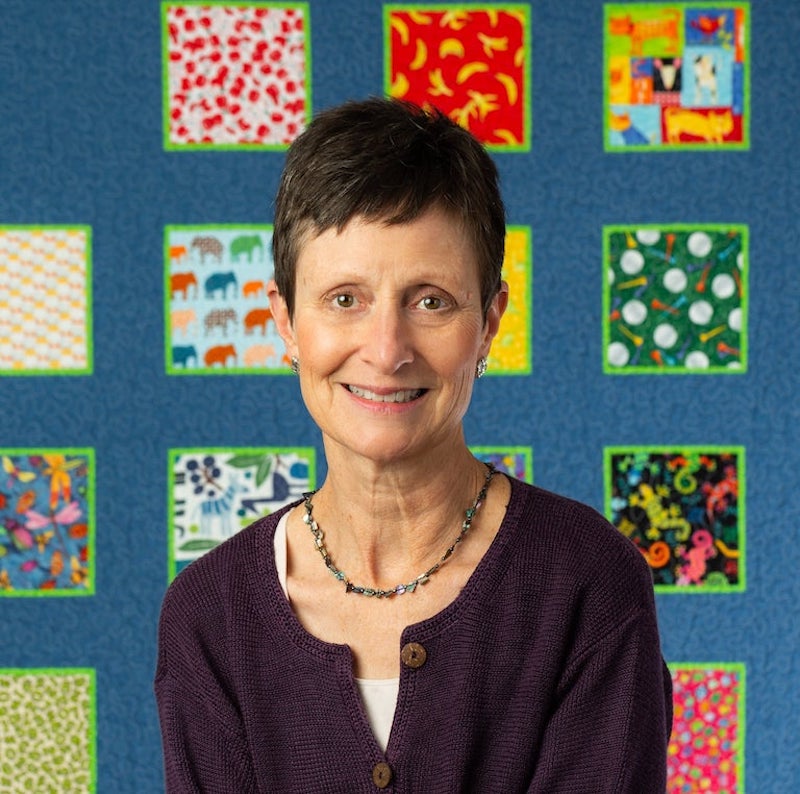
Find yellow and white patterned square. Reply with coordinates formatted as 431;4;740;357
487;227;531;375
0;227;92;375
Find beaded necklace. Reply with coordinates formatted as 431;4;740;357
301;463;496;598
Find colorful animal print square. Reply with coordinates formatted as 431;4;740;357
168;447;315;579
0;669;96;792
668;664;745;792
488;227;532;375
603;225;747;374
162;3;310;149
605;3;749;150
0;227;92;375
385;5;531;150
605;447;745;592
165;225;292;373
471;446;532;482
0;450;94;596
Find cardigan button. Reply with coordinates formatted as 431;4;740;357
400;641;427;669
372;761;393;788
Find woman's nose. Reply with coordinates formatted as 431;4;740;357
361;304;414;373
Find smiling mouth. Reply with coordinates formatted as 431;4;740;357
346;385;426;404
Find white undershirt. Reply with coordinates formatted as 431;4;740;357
274;513;399;751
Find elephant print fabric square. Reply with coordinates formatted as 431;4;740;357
0;669;96;792
0;227;92;375
168;448;315;579
166;226;292;373
668;665;745;792
386;6;530;151
162;3;309;149
603;225;747;374
0;450;94;595
605;3;749;150
605;447;744;592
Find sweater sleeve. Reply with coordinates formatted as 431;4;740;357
154;562;259;794
155;670;257;794
527;606;672;794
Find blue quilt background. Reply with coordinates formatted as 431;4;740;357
0;0;798;789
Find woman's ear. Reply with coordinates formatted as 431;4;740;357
267;280;297;358
480;280;509;356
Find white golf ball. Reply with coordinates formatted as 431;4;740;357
663;268;688;293
622;299;647;326
689;300;714;325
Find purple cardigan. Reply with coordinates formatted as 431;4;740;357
155;477;672;793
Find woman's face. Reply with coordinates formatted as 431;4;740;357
269;206;507;466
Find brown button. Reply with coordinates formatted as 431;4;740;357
372;761;392;788
400;641;427;669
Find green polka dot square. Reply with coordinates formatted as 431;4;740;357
603;224;748;374
0;669;96;792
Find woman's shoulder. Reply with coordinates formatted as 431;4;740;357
160;505;293;625
504;477;653;592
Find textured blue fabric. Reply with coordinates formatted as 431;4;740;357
0;0;798;790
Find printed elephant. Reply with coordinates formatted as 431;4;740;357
230;234;264;263
205;271;238;299
172;345;198;368
190;235;224;265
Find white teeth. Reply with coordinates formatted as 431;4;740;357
348;385;422;403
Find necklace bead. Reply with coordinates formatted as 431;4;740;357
302;464;496;598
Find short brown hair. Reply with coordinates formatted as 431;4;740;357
272;97;506;318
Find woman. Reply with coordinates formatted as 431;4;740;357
155;98;672;792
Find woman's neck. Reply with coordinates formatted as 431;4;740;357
307;446;491;589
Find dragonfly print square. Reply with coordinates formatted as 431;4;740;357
0;450;94;595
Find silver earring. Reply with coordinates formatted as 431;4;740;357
290;356;299;375
475;357;487;379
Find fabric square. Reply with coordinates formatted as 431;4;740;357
0;227;92;375
168;447;316;579
605;3;749;150
0;450;94;596
605;447;745;592
669;664;745;792
488;226;532;375
386;5;530;150
603;225;747;374
163;3;310;149
0;668;96;792
471;446;532;482
165;225;292;373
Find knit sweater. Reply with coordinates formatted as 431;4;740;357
155;476;672;793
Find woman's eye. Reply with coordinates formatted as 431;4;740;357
419;296;444;310
334;294;355;308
